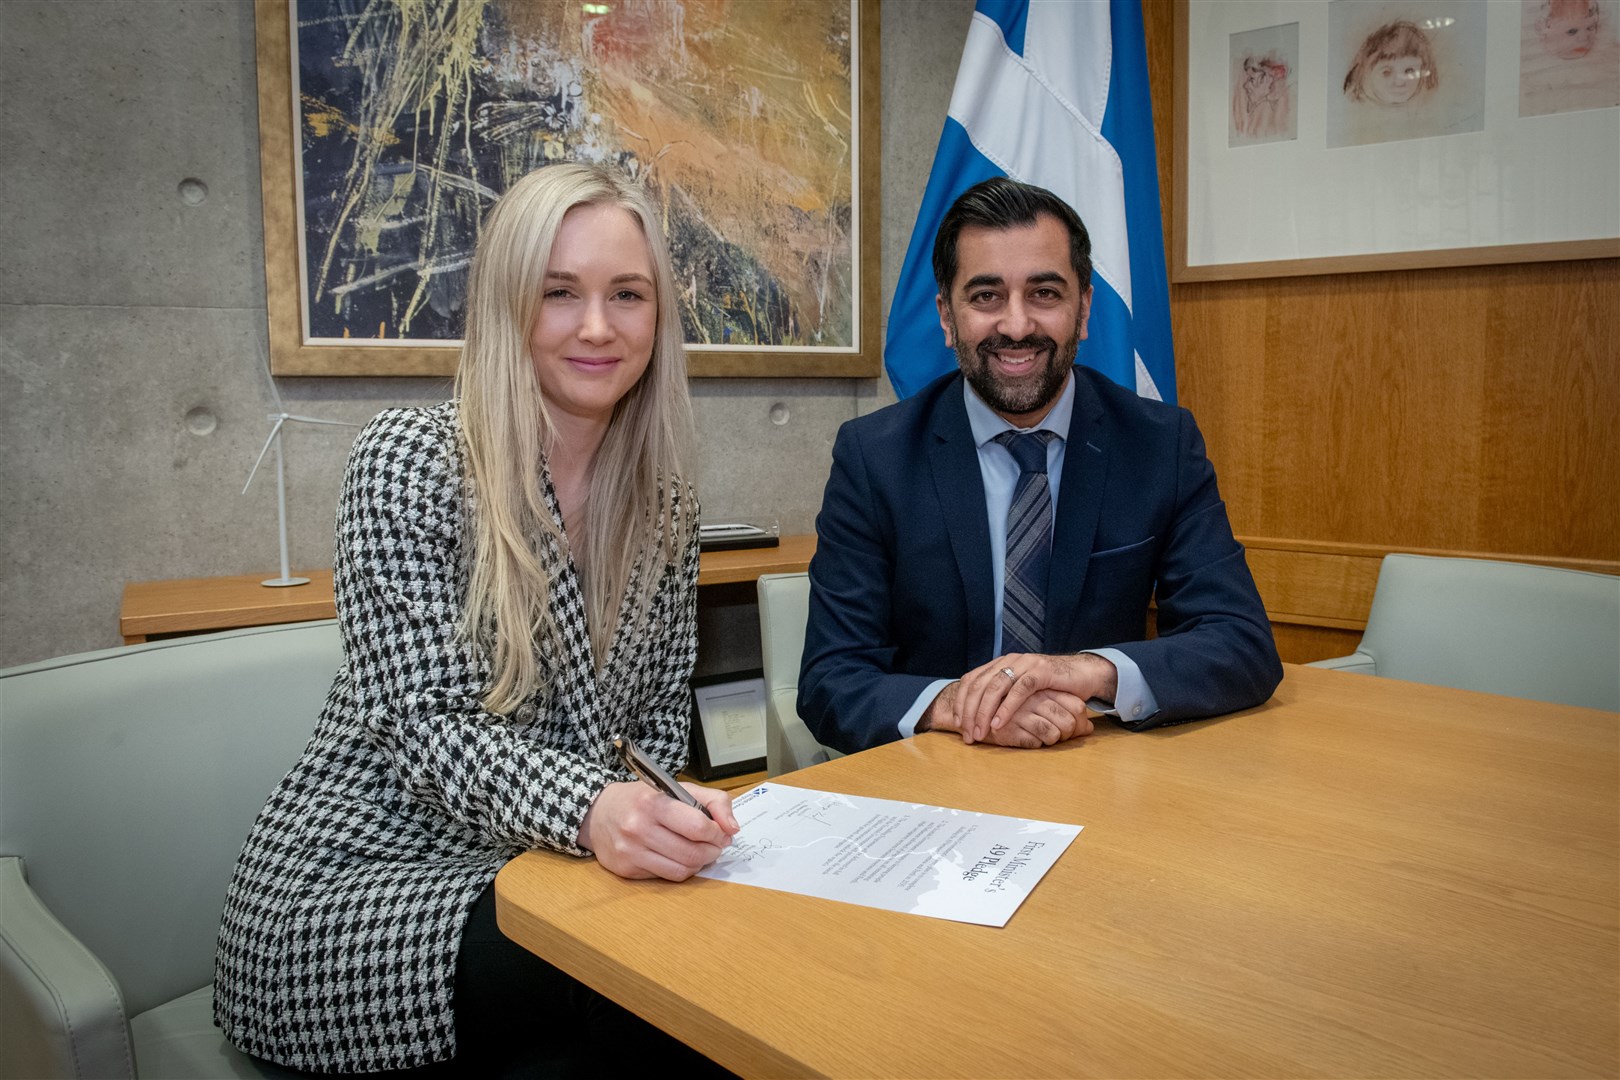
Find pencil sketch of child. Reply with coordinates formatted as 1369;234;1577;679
1538;0;1602;57
1521;0;1620;116
1232;54;1293;139
1227;22;1299;148
1326;1;1485;148
1343;21;1439;106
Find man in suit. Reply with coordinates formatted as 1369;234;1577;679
799;178;1282;753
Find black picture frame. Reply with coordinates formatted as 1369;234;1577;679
687;669;767;781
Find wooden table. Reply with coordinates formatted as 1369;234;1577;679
119;534;817;643
495;665;1620;1078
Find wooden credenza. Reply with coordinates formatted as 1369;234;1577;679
122;533;1619;667
119;534;817;644
119;537;819;796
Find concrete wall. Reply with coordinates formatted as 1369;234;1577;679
0;0;974;667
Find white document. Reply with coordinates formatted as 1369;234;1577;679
697;783;1081;927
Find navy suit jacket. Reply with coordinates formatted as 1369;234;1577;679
798;366;1282;753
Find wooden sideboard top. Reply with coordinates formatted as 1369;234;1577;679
120;534;817;643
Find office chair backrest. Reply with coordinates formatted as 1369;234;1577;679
756;572;842;775
0;621;341;1016
1357;554;1619;711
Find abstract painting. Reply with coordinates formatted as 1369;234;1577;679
255;0;879;377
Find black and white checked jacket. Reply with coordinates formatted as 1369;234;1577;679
213;402;699;1072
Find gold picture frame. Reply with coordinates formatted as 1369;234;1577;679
253;0;881;377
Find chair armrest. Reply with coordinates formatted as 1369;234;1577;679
1306;652;1379;675
0;857;135;1080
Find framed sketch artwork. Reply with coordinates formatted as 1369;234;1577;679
1175;0;1620;280
254;0;880;377
687;671;767;781
1229;22;1300;148
1520;0;1620;116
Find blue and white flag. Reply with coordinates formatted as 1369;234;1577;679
885;0;1175;403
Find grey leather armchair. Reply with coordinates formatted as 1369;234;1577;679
1308;554;1620;711
756;572;842;776
1;621;342;1079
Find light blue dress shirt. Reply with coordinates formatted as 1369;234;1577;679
896;374;1160;738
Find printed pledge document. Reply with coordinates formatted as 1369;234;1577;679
697;784;1082;927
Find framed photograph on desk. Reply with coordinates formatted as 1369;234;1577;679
687;671;767;781
252;0;881;378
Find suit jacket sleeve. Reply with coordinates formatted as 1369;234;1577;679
1108;407;1282;727
797;422;946;753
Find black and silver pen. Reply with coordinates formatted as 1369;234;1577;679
613;733;714;820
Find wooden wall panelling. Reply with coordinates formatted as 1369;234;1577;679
1173;282;1271;527
1141;2;1620;661
1478;263;1619;554
1238;535;1619;663
1181;260;1620;557
1270;624;1361;666
1239;542;1380;630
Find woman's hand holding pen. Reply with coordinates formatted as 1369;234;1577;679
578;782;739;881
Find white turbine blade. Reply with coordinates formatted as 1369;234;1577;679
242;415;288;495
257;335;285;413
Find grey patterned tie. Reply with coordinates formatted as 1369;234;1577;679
996;430;1058;656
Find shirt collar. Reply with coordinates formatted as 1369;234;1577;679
964;368;1076;449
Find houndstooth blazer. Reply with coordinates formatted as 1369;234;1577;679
213;402;700;1073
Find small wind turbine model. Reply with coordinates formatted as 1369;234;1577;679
242;356;362;587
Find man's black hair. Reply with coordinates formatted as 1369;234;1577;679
931;177;1093;295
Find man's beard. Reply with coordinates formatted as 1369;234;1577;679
953;319;1081;418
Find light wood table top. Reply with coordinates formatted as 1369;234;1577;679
495;664;1620;1078
119;535;816;643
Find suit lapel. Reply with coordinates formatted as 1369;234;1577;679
928;380;997;663
1046;372;1109;649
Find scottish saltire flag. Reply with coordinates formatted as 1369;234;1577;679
885;0;1175;403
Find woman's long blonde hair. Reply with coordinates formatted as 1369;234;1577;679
455;163;695;715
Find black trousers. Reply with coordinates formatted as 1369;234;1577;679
253;880;734;1078
443;879;734;1078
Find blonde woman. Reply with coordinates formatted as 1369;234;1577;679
214;164;738;1076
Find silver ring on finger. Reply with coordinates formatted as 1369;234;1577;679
1000;666;1017;680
